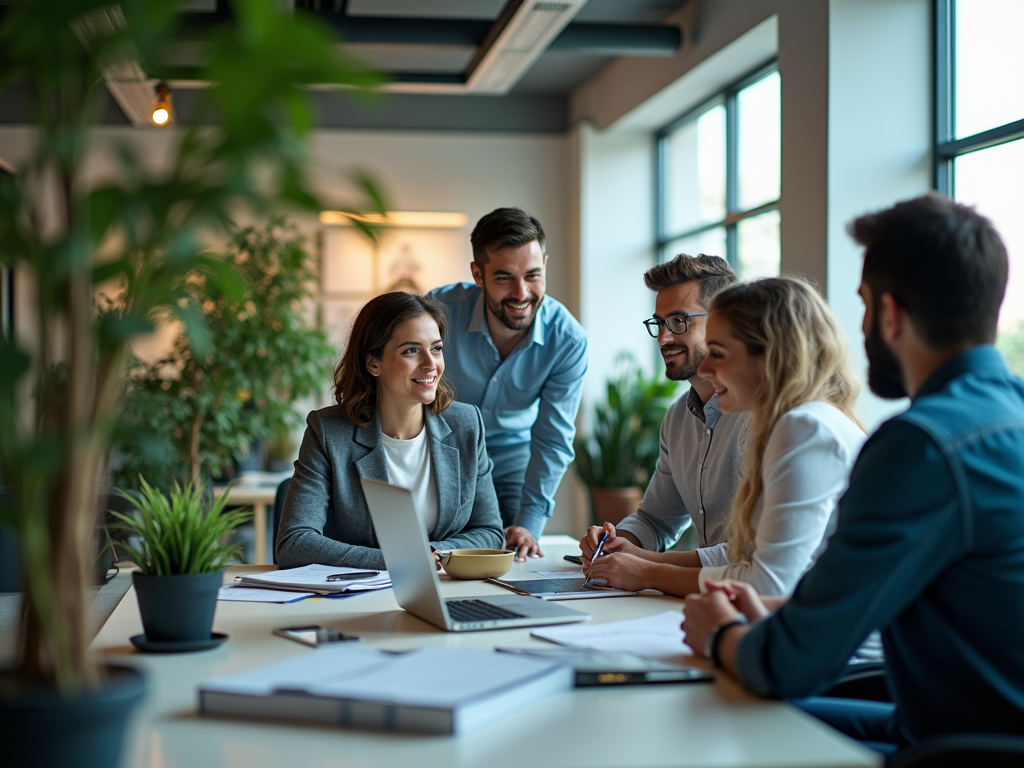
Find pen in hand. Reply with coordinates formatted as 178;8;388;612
325;571;379;582
583;530;610;587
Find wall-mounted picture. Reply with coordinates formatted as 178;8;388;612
320;226;472;297
375;228;472;295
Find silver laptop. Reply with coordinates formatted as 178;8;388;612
360;477;589;632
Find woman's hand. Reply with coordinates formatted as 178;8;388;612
584;552;654;591
579;523;642;571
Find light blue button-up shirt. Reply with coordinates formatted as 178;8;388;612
429;282;588;534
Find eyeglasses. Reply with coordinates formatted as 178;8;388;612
642;312;708;337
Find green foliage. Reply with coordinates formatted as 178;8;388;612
997;323;1024;378
109;478;252;575
113;218;335;489
0;0;385;690
574;354;680;489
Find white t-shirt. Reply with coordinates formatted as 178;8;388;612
381;427;439;536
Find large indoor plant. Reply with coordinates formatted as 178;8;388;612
574;354;680;526
0;1;382;765
110;478;251;647
114;218;336;490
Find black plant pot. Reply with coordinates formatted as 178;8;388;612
132;571;222;642
0;663;145;768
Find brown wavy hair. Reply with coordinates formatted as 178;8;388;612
710;277;863;563
332;292;455;427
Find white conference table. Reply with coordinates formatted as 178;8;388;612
92;536;880;768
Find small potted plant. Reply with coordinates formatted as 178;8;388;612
574;354;680;526
266;426;299;472
109;478;252;651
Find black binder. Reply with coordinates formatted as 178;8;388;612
496;647;714;687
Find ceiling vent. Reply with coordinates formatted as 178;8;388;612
72;6;157;126
466;0;586;94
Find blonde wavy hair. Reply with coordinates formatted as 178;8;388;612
710;277;863;563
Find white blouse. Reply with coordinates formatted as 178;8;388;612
696;401;866;596
381;427;439;536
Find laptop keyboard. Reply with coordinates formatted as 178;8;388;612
447;599;526;623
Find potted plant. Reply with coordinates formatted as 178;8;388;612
0;2;382;766
574;354;680;526
266;425;299;473
113;219;337;491
109;478;251;649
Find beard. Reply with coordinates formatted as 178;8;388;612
663;344;706;382
864;308;907;399
484;288;542;331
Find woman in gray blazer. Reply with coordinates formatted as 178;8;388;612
276;292;505;569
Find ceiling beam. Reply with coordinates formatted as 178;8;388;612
549;21;681;56
177;9;683;58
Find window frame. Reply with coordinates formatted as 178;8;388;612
655;60;779;270
934;0;1024;196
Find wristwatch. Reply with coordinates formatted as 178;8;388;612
703;614;748;667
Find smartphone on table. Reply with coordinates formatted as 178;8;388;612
273;625;361;648
563;555;583;565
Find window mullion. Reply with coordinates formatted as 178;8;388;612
935;0;954;193
725;89;739;269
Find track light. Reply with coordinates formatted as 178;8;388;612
152;82;171;126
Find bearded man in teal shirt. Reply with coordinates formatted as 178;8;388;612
683;193;1024;758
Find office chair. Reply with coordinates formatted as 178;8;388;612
820;662;890;702
271;477;291;565
0;489;19;592
889;734;1024;768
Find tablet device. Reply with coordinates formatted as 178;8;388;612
486;576;637;600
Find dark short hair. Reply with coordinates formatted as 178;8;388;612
470;207;546;266
849;193;1008;350
643;253;737;307
333;292;455;426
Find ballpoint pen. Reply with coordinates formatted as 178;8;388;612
325;571;380;582
583;530;610;587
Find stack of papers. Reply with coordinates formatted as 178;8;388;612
218;564;392;603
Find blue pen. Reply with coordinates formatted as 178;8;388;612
583;530;610;586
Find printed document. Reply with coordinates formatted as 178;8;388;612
532;610;694;662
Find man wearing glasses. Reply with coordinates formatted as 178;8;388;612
580;253;749;560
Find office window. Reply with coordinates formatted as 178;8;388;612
936;0;1024;373
657;65;780;279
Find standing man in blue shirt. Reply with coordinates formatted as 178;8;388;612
430;208;588;561
683;193;1024;756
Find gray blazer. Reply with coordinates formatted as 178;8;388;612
276;401;505;569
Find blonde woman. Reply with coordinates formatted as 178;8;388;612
585;277;865;598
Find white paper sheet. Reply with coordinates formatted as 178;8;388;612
217;586;315;603
234;564;391;594
531;610;693;661
531;570;585;579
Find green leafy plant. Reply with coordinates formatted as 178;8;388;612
574;354;681;489
109;479;252;575
0;0;384;693
114;218;335;489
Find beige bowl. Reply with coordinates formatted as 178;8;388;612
438;548;514;580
